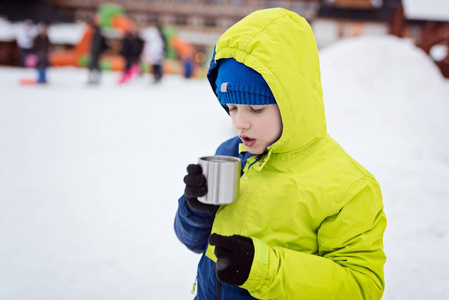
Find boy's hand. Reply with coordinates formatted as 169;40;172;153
208;233;254;286
184;164;218;215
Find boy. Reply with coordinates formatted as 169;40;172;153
174;8;386;300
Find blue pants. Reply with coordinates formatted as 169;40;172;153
37;68;47;83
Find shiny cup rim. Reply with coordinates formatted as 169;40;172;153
198;155;241;163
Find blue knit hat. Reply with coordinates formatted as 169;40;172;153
215;58;276;106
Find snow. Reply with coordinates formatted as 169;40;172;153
0;17;17;41
403;0;449;21
0;18;86;44
47;22;87;45
1;35;449;299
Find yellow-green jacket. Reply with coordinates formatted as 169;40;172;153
175;8;386;300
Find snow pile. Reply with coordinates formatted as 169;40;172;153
48;22;87;45
320;35;448;163
403;0;449;22
0;18;86;44
0;17;16;41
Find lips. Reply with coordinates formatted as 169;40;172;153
240;135;256;147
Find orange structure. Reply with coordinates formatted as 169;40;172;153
48;3;205;77
50;13;132;70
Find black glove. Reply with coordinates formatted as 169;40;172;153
208;233;255;286
184;164;218;215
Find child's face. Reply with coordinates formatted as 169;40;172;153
227;104;283;155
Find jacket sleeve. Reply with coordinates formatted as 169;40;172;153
241;176;387;300
174;195;215;254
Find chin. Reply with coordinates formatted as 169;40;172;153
248;148;264;155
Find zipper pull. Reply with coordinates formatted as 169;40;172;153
191;276;197;295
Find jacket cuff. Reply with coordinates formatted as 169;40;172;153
240;237;270;293
182;195;216;218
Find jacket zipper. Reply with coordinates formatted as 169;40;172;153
243;154;261;179
216;279;222;300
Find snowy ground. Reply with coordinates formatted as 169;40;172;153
1;36;449;299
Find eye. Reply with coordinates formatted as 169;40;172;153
250;106;264;114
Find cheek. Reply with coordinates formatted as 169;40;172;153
275;116;283;137
257;119;276;138
265;114;283;141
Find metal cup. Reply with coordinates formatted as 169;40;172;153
197;155;241;205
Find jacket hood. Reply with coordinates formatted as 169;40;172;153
207;8;326;154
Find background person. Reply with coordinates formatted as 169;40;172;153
119;28;144;84
33;23;50;84
87;14;108;85
141;24;165;84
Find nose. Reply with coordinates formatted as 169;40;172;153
232;110;250;130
